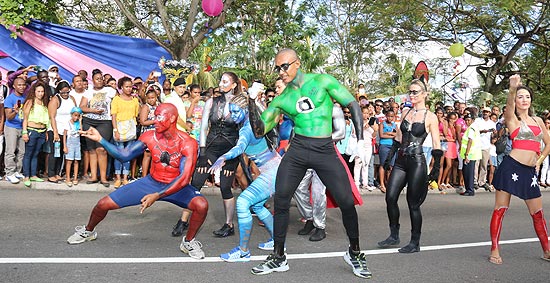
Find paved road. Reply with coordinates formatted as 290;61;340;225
1;183;549;283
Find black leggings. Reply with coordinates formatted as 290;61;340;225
385;153;428;235
273;134;358;243
191;138;238;199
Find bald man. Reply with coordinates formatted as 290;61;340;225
66;103;208;260
247;48;371;278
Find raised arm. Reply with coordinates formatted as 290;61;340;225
505;74;520;129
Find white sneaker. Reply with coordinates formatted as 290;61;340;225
180;238;205;259
258;239;274;251
67;225;97;244
6;174;20;184
14;172;24;179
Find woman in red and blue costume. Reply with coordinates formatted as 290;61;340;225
66;103;209;260
489;74;550;264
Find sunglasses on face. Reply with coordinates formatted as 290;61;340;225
375;104;383;107
408;90;421;95
274;59;297;73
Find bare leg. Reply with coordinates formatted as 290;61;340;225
96;147;108;183
88;151;98;181
142;151;151;176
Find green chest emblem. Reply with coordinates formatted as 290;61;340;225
296;97;315;114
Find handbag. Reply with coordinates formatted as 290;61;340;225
116;119;137;142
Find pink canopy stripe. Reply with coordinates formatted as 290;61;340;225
11;26;130;80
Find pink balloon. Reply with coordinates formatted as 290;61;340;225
202;0;224;17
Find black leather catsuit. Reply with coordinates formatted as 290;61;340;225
191;94;239;199
384;108;429;250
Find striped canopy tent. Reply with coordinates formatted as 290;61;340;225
0;20;171;83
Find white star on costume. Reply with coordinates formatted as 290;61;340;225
531;175;538;187
511;173;519;182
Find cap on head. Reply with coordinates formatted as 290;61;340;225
70;107;83;115
173;77;186;87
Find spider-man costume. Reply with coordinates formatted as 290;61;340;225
71;103;208;246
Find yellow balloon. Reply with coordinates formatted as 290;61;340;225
449;42;465;57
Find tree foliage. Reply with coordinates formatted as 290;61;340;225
372;0;550;96
303;0;383;87
0;0;60;34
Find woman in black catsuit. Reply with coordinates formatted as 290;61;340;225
173;72;242;238
377;79;443;253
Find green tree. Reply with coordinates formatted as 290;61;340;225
367;53;414;98
197;0;328;85
0;0;60;34
303;0;383;87
372;0;550;95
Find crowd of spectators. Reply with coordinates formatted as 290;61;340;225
1;65;547;196
345;88;550;196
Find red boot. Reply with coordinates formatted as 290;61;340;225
531;209;550;253
490;207;508;251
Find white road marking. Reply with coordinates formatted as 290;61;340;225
0;237;543;264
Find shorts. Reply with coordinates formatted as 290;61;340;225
490;155;497;167
492;155;541;200
82;117;113;150
109;175;202;208
441;141;448;151
65;143;81;160
378;144;395;167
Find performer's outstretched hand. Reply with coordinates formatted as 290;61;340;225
140;193;160;214
208;157;226;174
79;127;102;142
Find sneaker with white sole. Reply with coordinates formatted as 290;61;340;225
251;253;289;275
220;246;251;262
6;174;20;184
180;238;205;259
258;238;274;251
14;172;24;179
67;225;97;244
343;250;372;279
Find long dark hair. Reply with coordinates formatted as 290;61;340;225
515;85;534;120
25;81;50;108
222;72;242;96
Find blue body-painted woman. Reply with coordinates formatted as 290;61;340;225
212;95;281;262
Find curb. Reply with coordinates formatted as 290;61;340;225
5;179;545;196
1;180;226;196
